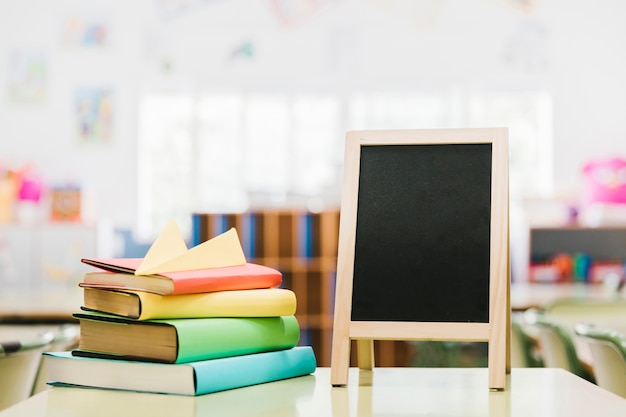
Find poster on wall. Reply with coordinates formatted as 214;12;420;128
60;13;109;48
75;87;113;143
154;0;219;21
490;0;539;16
268;0;340;26
6;49;47;104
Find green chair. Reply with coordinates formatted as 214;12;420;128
574;323;626;398
0;332;53;411
511;315;543;368
524;309;594;382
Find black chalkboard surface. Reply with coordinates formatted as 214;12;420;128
351;144;492;323
330;128;510;390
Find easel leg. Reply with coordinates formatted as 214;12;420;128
506;222;512;374
331;337;351;386
488;340;506;390
489;272;510;390
357;339;375;370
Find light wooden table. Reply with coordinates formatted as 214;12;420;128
1;367;625;416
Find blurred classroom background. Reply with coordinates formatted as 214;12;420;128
3;0;626;404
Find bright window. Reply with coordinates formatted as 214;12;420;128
138;90;552;237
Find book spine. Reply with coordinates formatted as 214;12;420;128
175;315;300;363
310;212;322;258
191;213;206;246
194;346;316;395
212;214;225;235
254;213;265;259
243;212;255;259
138;289;297;320
246;213;258;258
278;212;294;258
298;212;311;258
191;213;199;245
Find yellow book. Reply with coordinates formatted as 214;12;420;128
82;287;297;320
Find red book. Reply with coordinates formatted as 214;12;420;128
79;258;282;295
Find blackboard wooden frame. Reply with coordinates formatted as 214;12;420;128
330;128;510;390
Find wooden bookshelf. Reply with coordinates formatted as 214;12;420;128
192;210;410;367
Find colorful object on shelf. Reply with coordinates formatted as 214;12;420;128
530;253;575;283
589;262;625;284
0;164;44;223
551;253;573;282
50;185;82;222
0;173;17;223
530;250;626;284
17;171;42;202
582;157;626;205
529;263;560;283
572;253;591;282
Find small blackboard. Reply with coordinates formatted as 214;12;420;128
330;128;510;390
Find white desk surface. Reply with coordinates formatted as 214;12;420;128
0;287;81;322
1;367;625;417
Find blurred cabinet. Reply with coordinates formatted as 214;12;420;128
192;210;412;367
0;222;112;291
531;227;626;261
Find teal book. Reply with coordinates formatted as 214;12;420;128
72;311;300;364
44;346;317;396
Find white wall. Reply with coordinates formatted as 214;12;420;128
0;0;149;228
1;0;625;232
546;0;626;192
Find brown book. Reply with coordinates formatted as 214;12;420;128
73;312;301;364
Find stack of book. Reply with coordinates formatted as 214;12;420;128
44;223;317;396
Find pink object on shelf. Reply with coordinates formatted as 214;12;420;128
582;157;626;205
17;173;43;202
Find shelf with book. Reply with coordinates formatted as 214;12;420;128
191;209;410;368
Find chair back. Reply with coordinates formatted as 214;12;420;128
511;315;542;367
0;333;53;411
574;323;626;398
524;310;594;382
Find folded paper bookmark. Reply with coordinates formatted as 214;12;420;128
135;220;246;275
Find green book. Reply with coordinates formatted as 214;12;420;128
44;346;317;396
72;311;300;364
